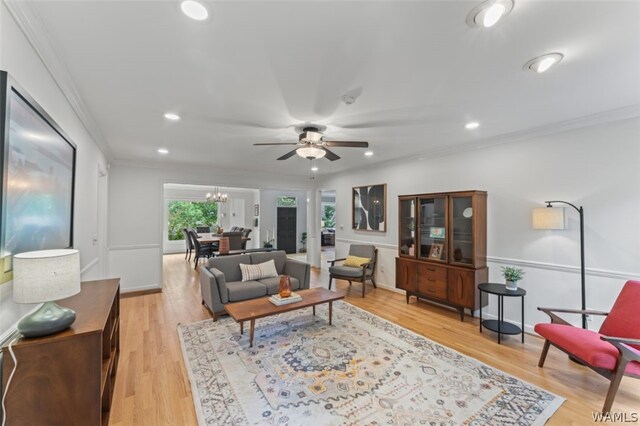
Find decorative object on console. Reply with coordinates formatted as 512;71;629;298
533;200;587;328
12;249;81;338
396;191;488;321
278;275;292;298
0;71;76;284
501;266;525;291
352;183;386;231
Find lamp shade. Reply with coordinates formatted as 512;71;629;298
532;207;566;230
13;249;81;304
296;146;326;159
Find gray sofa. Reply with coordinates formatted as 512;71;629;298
200;250;311;319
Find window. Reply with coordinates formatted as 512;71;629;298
322;204;336;228
167;201;218;240
277;196;296;207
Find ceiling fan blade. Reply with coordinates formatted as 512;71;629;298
253;143;298;146
322;147;341;161
277;149;299;161
323;141;369;148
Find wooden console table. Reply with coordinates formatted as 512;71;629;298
1;278;120;425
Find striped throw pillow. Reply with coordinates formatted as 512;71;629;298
239;259;279;282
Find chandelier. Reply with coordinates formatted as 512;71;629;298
206;187;228;203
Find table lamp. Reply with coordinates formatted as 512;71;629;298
12;249;81;338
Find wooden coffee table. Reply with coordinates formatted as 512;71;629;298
224;288;345;347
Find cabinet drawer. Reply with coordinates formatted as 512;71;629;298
418;264;447;281
417;275;447;300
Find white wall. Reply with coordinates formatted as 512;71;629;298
108;162;311;292
0;3;108;338
316;117;640;333
259;189;308;252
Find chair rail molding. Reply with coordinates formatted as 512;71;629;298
487;256;640;281
3;0;112;159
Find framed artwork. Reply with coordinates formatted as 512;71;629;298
352;184;386;232
429;243;444;260
0;72;77;283
429;227;446;239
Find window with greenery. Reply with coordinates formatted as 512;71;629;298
277;196;296;207
322;204;336;228
167;201;218;240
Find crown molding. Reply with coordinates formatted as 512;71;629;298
321;104;640;182
3;0;112;159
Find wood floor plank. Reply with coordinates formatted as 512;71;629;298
108;254;638;425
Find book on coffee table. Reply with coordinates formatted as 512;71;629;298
269;292;302;306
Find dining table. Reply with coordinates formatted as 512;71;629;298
197;233;251;244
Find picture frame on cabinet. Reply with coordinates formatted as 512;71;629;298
429;243;444;260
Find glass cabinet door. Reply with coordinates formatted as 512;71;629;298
450;195;474;266
418;197;447;262
399;197;416;257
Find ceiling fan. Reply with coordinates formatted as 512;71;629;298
253;126;369;161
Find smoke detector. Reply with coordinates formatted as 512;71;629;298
341;95;356;105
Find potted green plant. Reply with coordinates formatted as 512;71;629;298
501;266;525;291
299;232;307;253
263;239;274;249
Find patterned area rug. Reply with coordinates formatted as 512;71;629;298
178;301;564;425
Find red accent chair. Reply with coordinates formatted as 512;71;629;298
535;280;640;413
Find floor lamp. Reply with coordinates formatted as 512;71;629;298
533;200;587;329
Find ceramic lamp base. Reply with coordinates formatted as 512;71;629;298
17;301;77;338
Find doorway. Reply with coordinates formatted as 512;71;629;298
277;207;297;254
320;190;336;269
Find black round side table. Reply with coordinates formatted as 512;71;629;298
478;283;526;344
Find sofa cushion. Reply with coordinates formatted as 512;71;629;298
239;260;278;282
329;265;364;278
227;281;267;302
250;251;287;274
259;277;301;295
208;254;251;283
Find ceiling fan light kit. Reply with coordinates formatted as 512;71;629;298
297;146;326;160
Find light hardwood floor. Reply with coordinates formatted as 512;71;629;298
108;254;638;425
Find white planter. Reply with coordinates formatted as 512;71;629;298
506;280;518;291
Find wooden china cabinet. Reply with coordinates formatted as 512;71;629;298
396;190;488;320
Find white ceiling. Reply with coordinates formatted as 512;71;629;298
18;0;640;177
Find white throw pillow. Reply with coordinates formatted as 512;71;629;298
239;259;279;282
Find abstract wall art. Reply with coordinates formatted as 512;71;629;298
352;184;386;232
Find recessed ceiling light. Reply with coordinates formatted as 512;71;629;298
524;53;564;73
364;151;374;157
465;122;480;129
157;148;169;154
466;0;514;28
311;166;319;172
180;1;209;21
164;112;180;121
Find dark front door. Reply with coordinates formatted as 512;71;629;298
277;207;297;254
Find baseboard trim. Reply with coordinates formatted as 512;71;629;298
121;288;162;298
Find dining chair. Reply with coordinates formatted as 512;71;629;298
182;228;193;261
222;231;243;250
189;230;213;269
196;226;210;233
